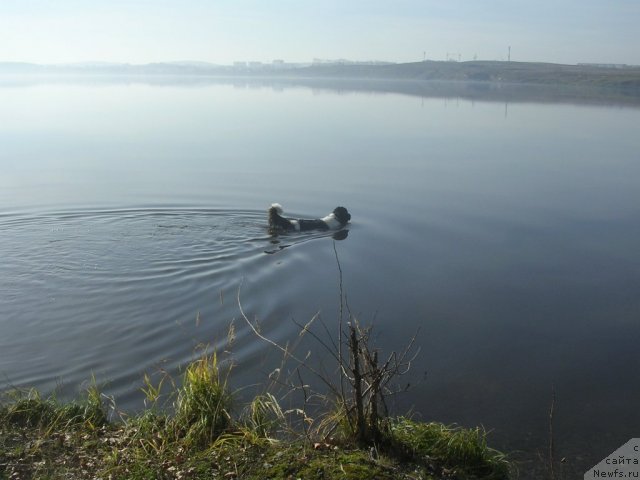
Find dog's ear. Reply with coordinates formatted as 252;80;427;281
333;206;351;224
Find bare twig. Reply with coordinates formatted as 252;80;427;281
296;368;311;441
549;386;556;480
239;243;421;447
237;281;339;397
333;241;347;409
349;324;367;444
291;317;342;367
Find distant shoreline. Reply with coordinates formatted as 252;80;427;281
3;60;640;107
2;59;640;89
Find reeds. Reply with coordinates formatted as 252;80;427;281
1;380;106;433
391;417;511;479
173;351;232;448
242;392;285;440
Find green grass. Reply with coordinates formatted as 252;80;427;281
0;353;512;479
173;351;232;448
390;417;511;479
1;381;106;432
241;392;286;440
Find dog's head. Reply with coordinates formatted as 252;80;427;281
333;206;351;225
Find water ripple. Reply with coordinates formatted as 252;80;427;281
0;207;341;409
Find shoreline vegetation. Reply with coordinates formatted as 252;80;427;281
0;353;511;479
1;286;513;479
2;59;640;106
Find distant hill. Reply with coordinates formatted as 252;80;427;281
1;60;639;91
291;60;640;90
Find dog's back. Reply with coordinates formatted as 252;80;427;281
268;203;350;232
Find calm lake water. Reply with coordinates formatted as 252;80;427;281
1;77;639;475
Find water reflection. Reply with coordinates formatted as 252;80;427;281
265;229;349;254
1;74;639;107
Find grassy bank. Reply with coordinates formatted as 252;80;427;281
1;351;511;479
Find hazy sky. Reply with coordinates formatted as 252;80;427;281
1;0;639;65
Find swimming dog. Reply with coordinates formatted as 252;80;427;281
268;203;351;232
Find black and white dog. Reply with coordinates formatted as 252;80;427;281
268;203;351;232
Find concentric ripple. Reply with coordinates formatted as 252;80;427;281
0;208;345;408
